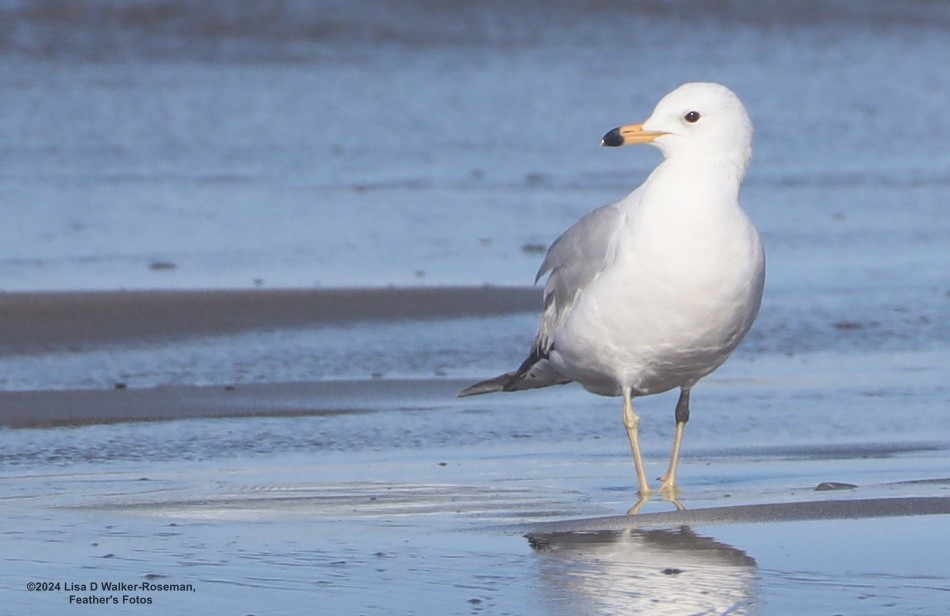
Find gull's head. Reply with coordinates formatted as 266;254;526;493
601;82;753;168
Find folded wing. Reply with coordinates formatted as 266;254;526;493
458;199;629;397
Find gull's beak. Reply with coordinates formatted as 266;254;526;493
600;123;668;147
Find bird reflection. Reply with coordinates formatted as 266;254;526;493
528;526;757;615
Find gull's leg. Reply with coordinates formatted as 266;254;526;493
621;387;652;498
659;387;690;495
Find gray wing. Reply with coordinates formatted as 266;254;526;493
532;200;626;356
457;198;627;398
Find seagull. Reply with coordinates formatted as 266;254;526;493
459;82;765;502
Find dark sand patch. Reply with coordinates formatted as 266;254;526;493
0;286;543;427
523;496;950;534
0;378;469;429
0;286;539;353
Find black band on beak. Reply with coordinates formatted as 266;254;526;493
601;127;624;147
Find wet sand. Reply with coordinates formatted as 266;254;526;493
0;378;468;428
0;286;540;352
0;285;533;427
2;287;948;615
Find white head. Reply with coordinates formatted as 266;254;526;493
601;82;753;172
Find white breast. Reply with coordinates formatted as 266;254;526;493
550;162;765;396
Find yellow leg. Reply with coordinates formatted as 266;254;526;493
621;388;652;497
658;421;685;494
659;388;690;495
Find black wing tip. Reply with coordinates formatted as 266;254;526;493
457;371;520;397
457;347;553;397
456;385;486;398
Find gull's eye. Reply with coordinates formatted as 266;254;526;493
684;111;701;123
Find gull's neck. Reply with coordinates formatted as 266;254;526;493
628;151;750;224
654;150;749;200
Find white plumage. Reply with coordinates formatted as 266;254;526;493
461;82;765;504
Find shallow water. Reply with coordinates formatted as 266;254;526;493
3;340;949;612
0;1;947;291
1;2;949;614
3;431;948;615
0;283;944;392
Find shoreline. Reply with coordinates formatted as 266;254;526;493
522;496;950;534
0;378;467;429
0;286;540;353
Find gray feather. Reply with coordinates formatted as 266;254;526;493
459;197;629;398
532;200;626;356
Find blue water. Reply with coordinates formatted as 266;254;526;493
0;0;946;292
0;0;945;391
1;3;949;615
